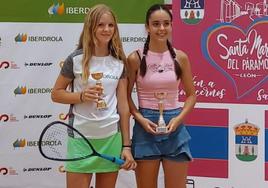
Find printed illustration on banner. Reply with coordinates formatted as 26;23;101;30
220;0;268;24
180;0;204;24
234;120;259;161
202;14;268;99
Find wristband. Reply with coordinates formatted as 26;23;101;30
122;145;131;148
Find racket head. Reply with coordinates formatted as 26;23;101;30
38;121;95;161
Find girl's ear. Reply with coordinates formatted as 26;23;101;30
145;24;150;33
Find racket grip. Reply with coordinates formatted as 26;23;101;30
100;154;125;165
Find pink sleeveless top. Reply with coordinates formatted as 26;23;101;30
136;50;180;110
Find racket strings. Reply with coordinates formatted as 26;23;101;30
41;124;68;159
40;123;93;160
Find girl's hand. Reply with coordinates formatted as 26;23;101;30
120;148;137;170
139;117;158;134
81;85;102;103
166;117;182;133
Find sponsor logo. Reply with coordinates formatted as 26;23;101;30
0;61;19;69
180;0;204;24
14;86;27;95
24;114;52;119
48;2;65;15
0;167;8;175
23;167;52;172
28;140;62;147
0;114;9;122
0;114;18;122
121;37;146;43
13;138;62;148
65;7;90;15
58;165;66;173
14;86;52;96
103;74;119;80
14;33;27;42
28;88;53;94
13;139;26;148
0;167;18;175
59;113;69;120
234;120;259;161
15;33;63;43
24;62;53;67
48;1;90;15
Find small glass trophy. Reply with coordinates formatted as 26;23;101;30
91;72;107;109
154;92;168;133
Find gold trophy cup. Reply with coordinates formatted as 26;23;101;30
91;72;107;109
154;92;168;133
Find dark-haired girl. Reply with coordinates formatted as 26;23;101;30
127;4;196;188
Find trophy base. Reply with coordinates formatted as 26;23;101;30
156;126;168;133
97;100;107;110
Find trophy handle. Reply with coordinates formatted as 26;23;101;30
158;99;164;115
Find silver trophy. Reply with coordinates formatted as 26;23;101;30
154;92;168;133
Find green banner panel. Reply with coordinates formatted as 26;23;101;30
0;0;164;23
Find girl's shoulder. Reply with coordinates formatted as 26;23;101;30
174;49;189;65
127;50;141;72
127;50;141;63
174;49;188;59
69;48;83;58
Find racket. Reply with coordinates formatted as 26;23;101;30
38;121;124;165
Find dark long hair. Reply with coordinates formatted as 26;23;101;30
139;4;182;79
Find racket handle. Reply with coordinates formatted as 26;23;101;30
100;154;125;165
